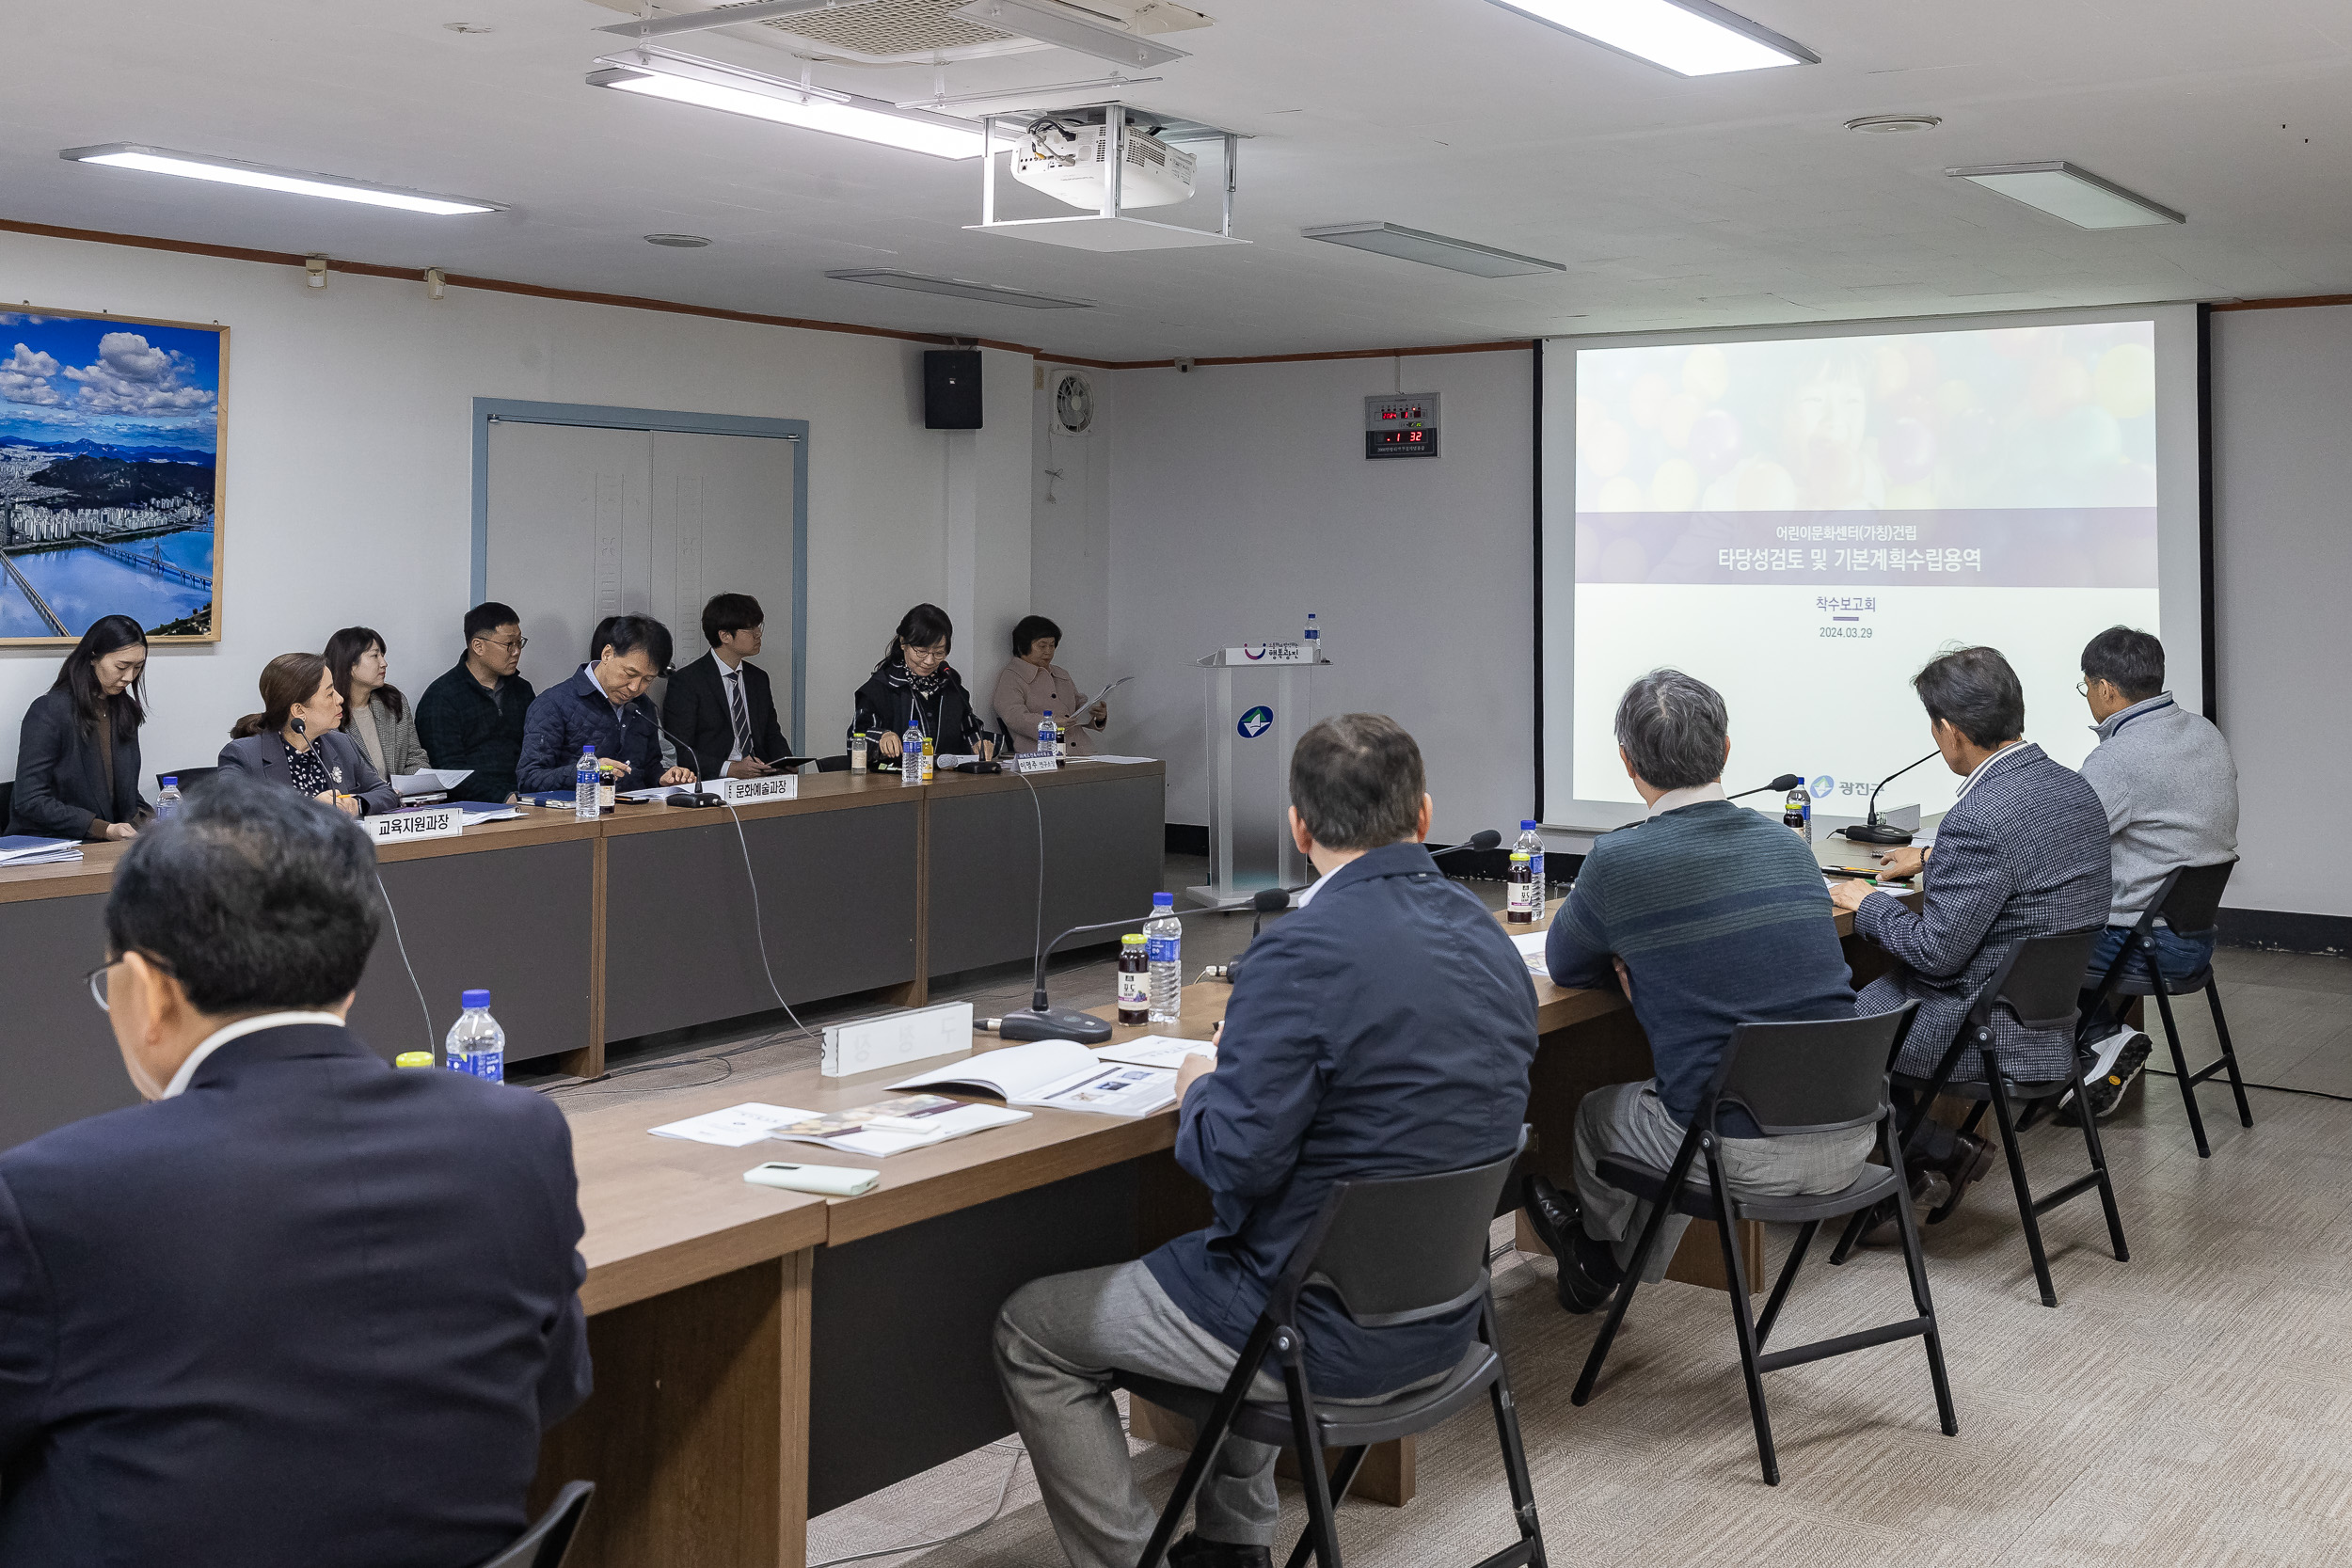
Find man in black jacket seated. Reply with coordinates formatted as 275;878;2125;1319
414;600;538;803
662;592;791;781
993;715;1538;1568
0;772;591;1568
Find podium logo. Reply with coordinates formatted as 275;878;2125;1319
1811;776;1835;800
1238;705;1274;738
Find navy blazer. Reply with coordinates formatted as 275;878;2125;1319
1143;843;1539;1399
215;729;401;816
516;666;668;795
0;1023;591;1568
8;688;146;840
661;652;789;776
1856;742;2112;1081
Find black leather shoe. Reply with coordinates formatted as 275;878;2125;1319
1558;1232;1626;1315
1521;1174;1579;1261
1168;1530;1274;1568
1924;1132;1995;1227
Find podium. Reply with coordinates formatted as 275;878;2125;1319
1186;643;1327;910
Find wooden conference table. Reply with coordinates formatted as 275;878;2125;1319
535;859;1915;1568
0;760;1164;1154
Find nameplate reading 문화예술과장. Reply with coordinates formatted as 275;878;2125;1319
711;773;801;805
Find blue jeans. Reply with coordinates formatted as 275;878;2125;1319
2082;923;2216;1031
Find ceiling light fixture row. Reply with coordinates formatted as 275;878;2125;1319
1482;0;1814;76
57;144;506;214
587;47;986;159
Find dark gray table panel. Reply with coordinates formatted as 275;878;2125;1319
807;1163;1139;1515
927;773;1166;977
350;839;596;1068
0;891;140;1152
603;802;918;1044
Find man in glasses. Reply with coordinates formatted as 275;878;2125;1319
516;612;697;797
416;599;539;803
0;771;590;1567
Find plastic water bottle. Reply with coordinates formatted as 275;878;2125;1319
1145;892;1183;1023
1510;819;1547;924
1303;612;1321;661
574;747;598;821
1039;710;1057;760
445;990;505;1082
1783;784;1812;844
900;718;924;786
154;777;182;820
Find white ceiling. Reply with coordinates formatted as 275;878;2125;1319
10;0;2352;360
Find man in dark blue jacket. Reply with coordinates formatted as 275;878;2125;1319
994;715;1537;1568
0;772;591;1568
516;611;698;796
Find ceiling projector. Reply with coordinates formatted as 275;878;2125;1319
1011;119;1195;210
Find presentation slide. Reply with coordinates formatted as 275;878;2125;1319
1538;308;2202;830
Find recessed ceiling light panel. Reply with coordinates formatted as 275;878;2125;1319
826;268;1093;308
1481;0;1816;76
590;49;986;160
58;144;505;214
1947;161;2184;229
1302;222;1565;278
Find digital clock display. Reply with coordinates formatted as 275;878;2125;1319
1375;430;1427;445
1377;405;1424;421
1363;391;1440;459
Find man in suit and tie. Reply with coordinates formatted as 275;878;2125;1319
662;593;792;781
0;770;591;1568
1831;645;2112;1223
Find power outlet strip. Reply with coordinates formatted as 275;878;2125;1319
820;1001;975;1078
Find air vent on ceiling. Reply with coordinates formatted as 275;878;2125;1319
758;0;1025;61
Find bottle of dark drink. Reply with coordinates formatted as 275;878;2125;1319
1783;784;1812;843
1506;850;1535;924
1117;934;1150;1026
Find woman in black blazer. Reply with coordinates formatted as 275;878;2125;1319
216;652;400;816
8;613;154;841
850;603;995;770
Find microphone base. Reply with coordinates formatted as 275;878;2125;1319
1840;822;1916;846
992;1006;1114;1045
664;791;726;809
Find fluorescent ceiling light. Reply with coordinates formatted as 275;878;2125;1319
58;144;504;214
826;268;1093;308
898;72;1161;111
595;0;872;39
589;49;984;159
1946;162;2184;230
1481;0;1815;76
953;0;1190;69
1302;222;1565;278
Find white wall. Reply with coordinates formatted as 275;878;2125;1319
2211;305;2352;920
0;230;1030;784
1106;351;1536;844
1030;363;1114;698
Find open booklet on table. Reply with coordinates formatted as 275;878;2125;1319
888;1035;1215;1119
649;1094;1029;1157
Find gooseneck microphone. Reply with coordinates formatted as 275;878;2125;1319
1840;750;1940;846
1431;828;1505;857
1725;772;1804;801
658;722;723;808
984;903;1235;1044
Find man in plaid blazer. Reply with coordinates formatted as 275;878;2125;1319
1832;646;2110;1204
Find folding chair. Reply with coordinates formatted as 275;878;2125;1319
471;1481;594;1568
1832;929;2126;1307
1117;1132;1545;1568
2079;860;2250;1158
1568;1004;1955;1485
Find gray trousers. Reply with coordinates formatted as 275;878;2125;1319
995;1260;1287;1568
1573;1082;1875;1281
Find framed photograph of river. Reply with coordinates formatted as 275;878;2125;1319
0;307;224;644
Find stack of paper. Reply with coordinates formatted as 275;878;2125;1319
0;836;82;866
646;1096;1030;1158
455;801;523;823
392;768;474;798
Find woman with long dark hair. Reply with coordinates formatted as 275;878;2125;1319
326;626;432;779
216;652;399;816
850;602;994;769
8;613;152;841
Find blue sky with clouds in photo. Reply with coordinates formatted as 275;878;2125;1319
0;312;221;453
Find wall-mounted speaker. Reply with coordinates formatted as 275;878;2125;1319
924;349;983;430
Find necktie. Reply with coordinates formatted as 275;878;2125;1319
727;671;753;758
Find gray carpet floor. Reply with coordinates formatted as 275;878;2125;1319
543;861;2352;1566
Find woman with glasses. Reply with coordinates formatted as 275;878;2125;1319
8;613;154;842
850;603;994;771
217;652;401;816
325;626;433;782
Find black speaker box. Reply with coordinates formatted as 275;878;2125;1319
923;349;983;430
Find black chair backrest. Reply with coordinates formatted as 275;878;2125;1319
472;1481;594;1568
1269;1130;1529;1330
1976;928;2102;1033
1712;1003;1918;1136
155;766;219;794
2156;859;2234;934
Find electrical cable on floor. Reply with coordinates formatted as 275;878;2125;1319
2141;1065;2352;1105
804;1441;1028;1568
373;871;437;1061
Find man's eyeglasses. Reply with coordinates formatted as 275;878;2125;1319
474;634;529;652
85;952;177;1013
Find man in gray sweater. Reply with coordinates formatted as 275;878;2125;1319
2073;626;2239;1115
